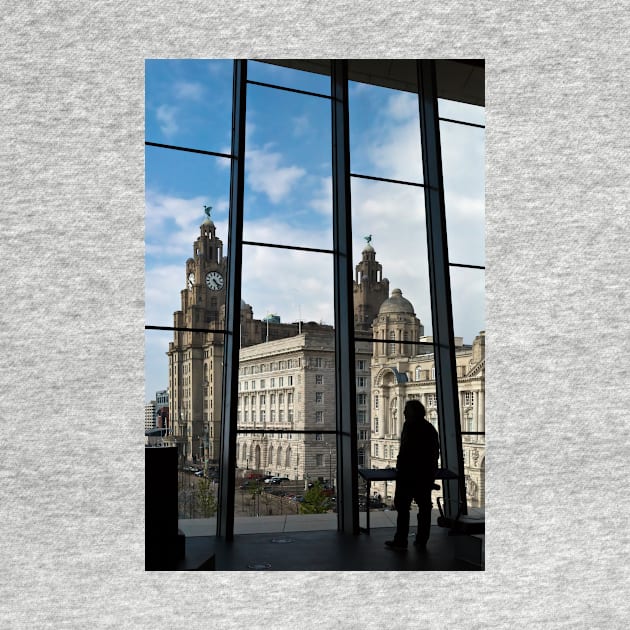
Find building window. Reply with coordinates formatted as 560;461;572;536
279;376;284;387
431;367;436;380
315;433;323;441
374;417;379;432
270;394;276;405
260;379;266;388
316;411;324;423
287;375;293;385
270;410;276;422
358;448;365;467
415;367;422;381
374;394;379;409
313;358;322;368
260;410;266;422
464;391;474;407
315;454;323;467
358;410;367;424
278;393;284;405
357;376;367;388
315;374;323;385
357;359;366;370
389;331;396;355
279;410;284;422
374;444;379;457
357;393;367;406
315;392;323;403
288;409;293;422
287;393;293;405
259;394;266;405
270;378;275;387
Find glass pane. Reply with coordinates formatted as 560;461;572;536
450;265;485;511
145;146;231;328
440;119;485;267
234;431;337;534
438;98;485;126
145;59;233;153
243;82;333;250
456;339;485;510
235;246;337;532
348;74;423;184
449;266;485;348
351;177;431;336
249;60;331;95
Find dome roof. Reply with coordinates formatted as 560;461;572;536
378;288;415;315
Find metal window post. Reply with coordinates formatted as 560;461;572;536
330;60;359;534
416;60;467;518
217;59;247;539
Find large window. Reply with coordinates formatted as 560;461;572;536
145;59;485;549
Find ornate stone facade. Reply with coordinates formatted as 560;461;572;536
166;216;485;506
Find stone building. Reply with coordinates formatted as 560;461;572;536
368;288;486;507
166;213;484;505
235;330;371;483
166;214;386;468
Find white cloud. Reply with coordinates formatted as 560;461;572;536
292;114;310;137
173;80;204;101
145;86;485;399
387;92;417;121
247;147;306;204
155;105;178;137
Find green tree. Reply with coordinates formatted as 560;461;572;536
196;477;217;517
299;481;331;514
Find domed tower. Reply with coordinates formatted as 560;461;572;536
372;288;424;360
353;236;389;333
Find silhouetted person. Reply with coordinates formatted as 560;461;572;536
385;400;439;550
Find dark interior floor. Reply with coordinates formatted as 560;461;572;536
184;525;483;571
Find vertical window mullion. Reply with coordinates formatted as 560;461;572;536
331;59;359;535
217;59;247;540
416;60;467;518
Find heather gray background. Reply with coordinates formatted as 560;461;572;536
1;1;629;628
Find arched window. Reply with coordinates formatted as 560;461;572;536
277;446;283;467
415;366;422;381
285;447;292;468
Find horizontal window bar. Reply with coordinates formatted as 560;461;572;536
354;336;434;346
146;325;230;334
350;172;424;188
461;432;486;435
439;117;485;130
242;240;335;255
449;262;485;270
145;141;234;160
236;429;342;435
246;79;331;100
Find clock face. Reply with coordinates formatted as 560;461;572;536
205;271;224;291
187;272;195;288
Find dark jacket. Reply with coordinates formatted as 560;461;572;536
396;417;439;485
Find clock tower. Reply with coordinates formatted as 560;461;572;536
168;207;228;466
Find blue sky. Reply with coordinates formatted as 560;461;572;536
145;60;485;402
